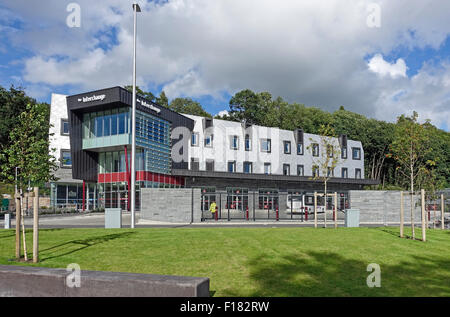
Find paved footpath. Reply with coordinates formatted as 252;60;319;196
0;212;381;228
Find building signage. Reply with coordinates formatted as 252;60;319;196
77;94;106;103
137;98;161;114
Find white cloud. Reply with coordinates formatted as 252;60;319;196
368;54;407;78
2;0;450;129
216;110;229;117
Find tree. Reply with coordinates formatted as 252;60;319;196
388;112;432;239
0;103;58;262
228;89;266;125
332;108;396;186
169;98;212;117
156;91;169;108
307;123;342;213
0;85;44;182
124;85;156;101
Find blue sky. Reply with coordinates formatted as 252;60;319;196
0;0;449;131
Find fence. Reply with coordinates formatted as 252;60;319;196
200;190;349;222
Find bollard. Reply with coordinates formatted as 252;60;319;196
4;214;11;229
305;209;308;221
276;207;279;221
246;206;249;221
215;206;218;221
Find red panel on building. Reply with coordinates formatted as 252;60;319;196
98;172;184;187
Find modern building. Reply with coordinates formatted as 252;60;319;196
48;86;377;211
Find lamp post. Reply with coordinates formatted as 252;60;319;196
131;2;141;228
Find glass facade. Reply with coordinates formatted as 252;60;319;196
50;182;98;210
93;108;174;211
136;110;171;174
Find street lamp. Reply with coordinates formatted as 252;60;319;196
131;2;141;228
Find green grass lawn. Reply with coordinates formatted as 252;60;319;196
0;227;449;296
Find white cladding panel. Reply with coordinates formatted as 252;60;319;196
49;93;70;164
184;114;364;179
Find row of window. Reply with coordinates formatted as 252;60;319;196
191;133;361;160
191;158;362;179
82;108;130;139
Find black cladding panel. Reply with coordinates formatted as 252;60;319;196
294;128;304;144
205;118;213;129
66;86;195;181
339;135;348;148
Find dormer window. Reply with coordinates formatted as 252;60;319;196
352;147;361;160
191;133;199;146
230;135;239;150
297;143;304;155
283;141;291;154
245;134;251;151
312;143;319;157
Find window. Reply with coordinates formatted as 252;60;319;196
245;134;251;151
111;109;118;135
191;133;199;146
244;161;253;174
327;167;334;177
283;164;290;176
327;145;334;158
118;110;125;135
297;165;304;176
95;111;104;137
228;161;236;173
105;152;112;173
113;151;120;172
341;147;347;159
264;163;271;175
312;143;319;157
99;152;105;173
103;110;111;136
352;147;361;160
61;119;69;135
230;135;239;150
190;158;199;171
355;168;362;179
312;165;319;177
206;160;214;172
61;150;72;168
283;141;291;154
261;139;271;153
341;168;348;178
297;143;304;155
204;134;213;147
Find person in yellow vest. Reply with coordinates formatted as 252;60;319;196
209;201;217;219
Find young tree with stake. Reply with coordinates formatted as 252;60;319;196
388;112;432;240
307;124;342;221
0;103;58;262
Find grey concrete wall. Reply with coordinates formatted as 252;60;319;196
349;190;423;225
140;188;201;223
0;265;209;297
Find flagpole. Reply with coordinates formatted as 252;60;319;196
131;2;141;228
